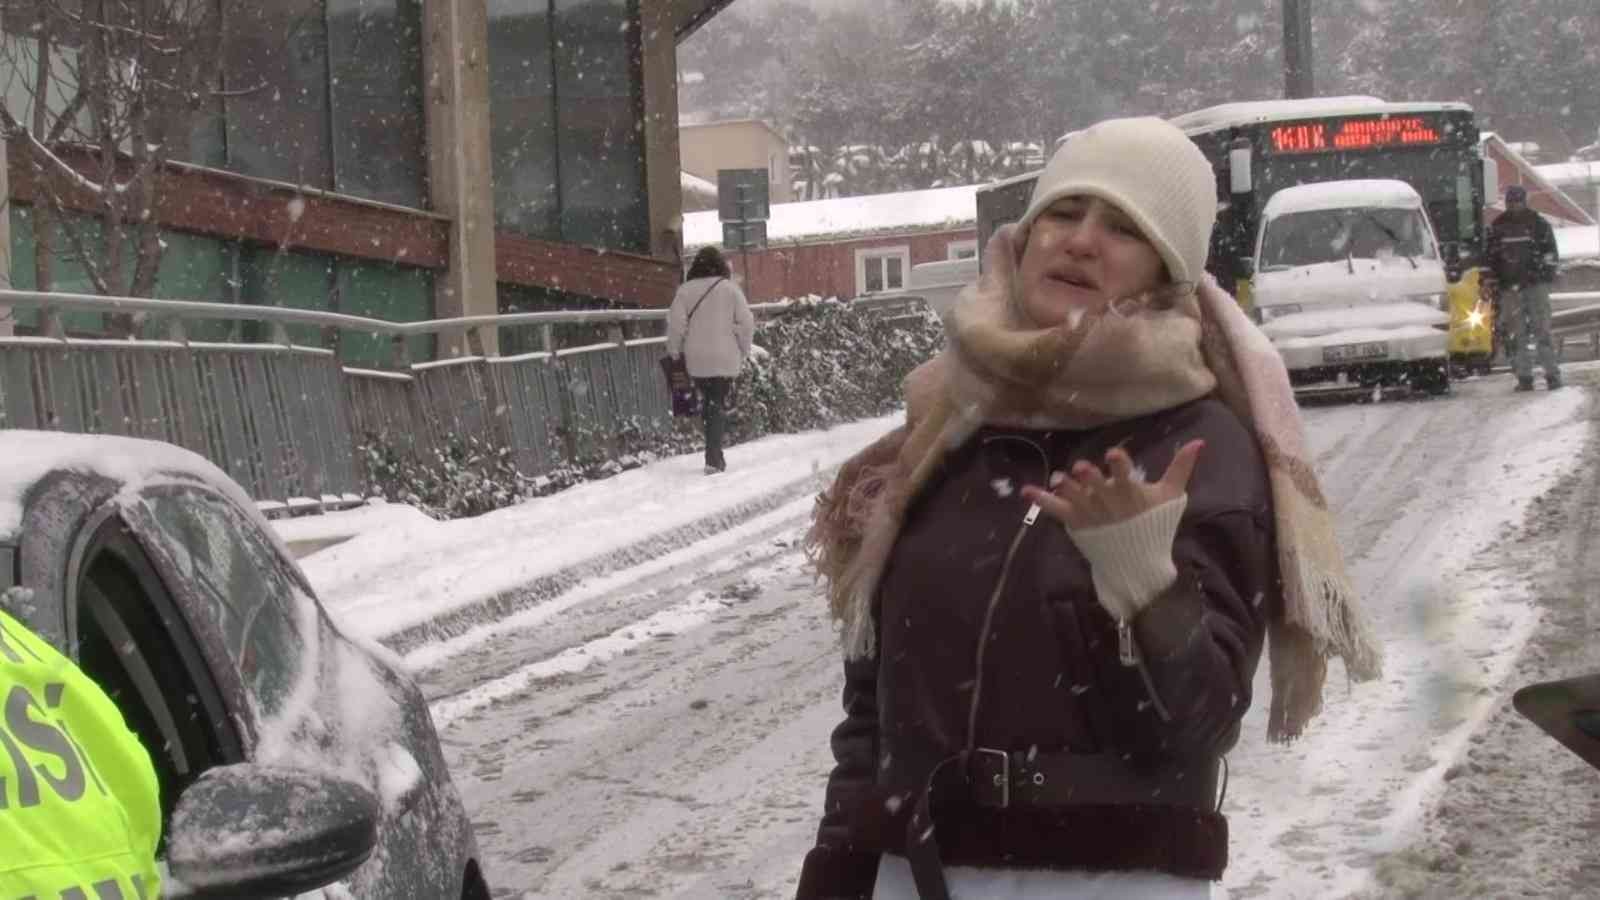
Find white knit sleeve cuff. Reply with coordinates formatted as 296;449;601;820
1064;495;1188;621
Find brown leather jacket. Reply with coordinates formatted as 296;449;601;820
797;396;1276;898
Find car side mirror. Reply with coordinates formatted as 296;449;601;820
1513;672;1600;773
166;764;380;898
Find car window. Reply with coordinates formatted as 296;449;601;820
1260;207;1438;269
138;490;308;719
72;521;236;842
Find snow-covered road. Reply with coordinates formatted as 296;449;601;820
295;369;1600;899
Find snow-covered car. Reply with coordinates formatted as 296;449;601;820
0;431;488;898
1250;179;1452;396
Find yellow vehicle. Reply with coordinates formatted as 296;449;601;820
977;97;1497;375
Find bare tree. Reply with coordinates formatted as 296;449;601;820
0;0;221;331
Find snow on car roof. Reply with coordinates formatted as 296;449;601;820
1262;179;1424;216
682;183;980;248
0;430;261;539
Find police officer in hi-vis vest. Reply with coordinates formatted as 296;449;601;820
0;606;163;898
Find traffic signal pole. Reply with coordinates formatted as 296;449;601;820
737;183;753;295
1283;0;1314;99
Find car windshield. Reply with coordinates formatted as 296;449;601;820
138;489;309;720
1259;206;1437;271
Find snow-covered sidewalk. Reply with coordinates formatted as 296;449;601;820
277;414;902;647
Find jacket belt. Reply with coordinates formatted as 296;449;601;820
966;747;1220;809
905;749;1222;900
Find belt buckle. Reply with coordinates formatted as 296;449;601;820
973;747;1010;808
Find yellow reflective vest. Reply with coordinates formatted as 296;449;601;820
0;608;163;899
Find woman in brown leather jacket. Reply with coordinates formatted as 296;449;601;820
797;117;1384;900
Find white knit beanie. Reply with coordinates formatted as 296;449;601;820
1016;117;1218;286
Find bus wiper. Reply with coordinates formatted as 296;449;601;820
1362;212;1418;269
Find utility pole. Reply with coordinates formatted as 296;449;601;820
0;8;10;337
1283;0;1314;99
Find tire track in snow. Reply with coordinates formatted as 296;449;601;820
416;496;813;703
1356;376;1600;898
1226;376;1590;898
433;543;841;897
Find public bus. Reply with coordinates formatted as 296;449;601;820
976;97;1497;376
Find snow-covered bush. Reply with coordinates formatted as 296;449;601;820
360;300;944;520
730;297;942;441
357;434;534;521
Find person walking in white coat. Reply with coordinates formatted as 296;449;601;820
667;246;755;473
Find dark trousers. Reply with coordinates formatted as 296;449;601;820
1503;283;1560;382
694;377;732;469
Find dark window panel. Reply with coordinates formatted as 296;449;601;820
553;0;646;252
165;86;229;170
238;246;337;348
6;204;103;334
221;0;333;188
327;0;427;207
154;231;239;341
488;0;561;239
497;281;613;354
149;0;228;169
337;259;435;365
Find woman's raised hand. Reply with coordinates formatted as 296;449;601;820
1021;440;1204;531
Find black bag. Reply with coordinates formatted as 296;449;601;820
660;354;698;417
661;278;723;417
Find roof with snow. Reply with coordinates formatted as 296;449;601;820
679;118;788;143
683;183;981;248
1482;133;1595;226
1536;160;1600;191
681;171;717;211
1262;179;1423;216
1170;96;1469;136
1556;226;1598;261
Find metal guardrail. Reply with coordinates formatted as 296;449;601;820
0;288;927;366
1550;294;1600;339
0;287;934;506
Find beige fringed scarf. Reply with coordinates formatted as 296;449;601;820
806;226;1383;742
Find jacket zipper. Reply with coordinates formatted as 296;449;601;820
965;498;1041;749
965;435;1174;745
1118;619;1173;722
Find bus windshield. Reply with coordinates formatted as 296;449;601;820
1259;206;1437;271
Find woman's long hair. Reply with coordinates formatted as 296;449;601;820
686;245;732;280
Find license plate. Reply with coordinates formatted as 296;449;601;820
1322;341;1388;363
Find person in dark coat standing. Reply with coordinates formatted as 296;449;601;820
796;117;1384;900
667;246;755;473
1486;184;1562;391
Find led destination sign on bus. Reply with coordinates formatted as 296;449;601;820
1267;116;1444;154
